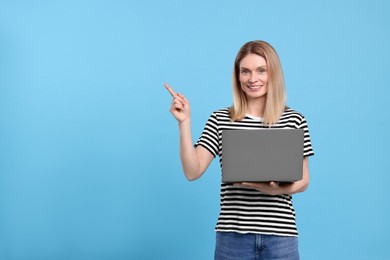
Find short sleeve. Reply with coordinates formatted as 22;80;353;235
299;116;315;157
194;112;220;157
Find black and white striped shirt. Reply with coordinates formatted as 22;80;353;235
195;108;314;237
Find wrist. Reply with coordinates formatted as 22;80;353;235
178;118;191;128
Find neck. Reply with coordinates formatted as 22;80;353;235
246;97;266;118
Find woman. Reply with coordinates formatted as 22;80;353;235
165;40;314;260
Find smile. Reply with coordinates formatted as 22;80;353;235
247;85;263;89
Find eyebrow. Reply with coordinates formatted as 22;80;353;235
240;66;267;70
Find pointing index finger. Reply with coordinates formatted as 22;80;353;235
164;83;176;97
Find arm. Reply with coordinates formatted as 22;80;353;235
178;119;214;180
165;83;214;181
236;157;310;195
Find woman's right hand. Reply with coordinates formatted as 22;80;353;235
164;83;191;123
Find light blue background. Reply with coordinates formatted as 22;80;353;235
0;0;389;259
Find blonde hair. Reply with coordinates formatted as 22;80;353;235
229;40;287;125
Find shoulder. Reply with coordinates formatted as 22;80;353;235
277;107;308;128
281;107;306;121
209;107;231;120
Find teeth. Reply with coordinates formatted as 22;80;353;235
248;85;261;89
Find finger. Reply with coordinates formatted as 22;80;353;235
171;100;184;110
242;182;264;189
172;98;184;106
172;101;183;110
171;105;183;112
240;182;255;188
176;93;188;104
173;95;186;106
164;83;176;97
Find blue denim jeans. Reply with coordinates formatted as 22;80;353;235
214;232;299;260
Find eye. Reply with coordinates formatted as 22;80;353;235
257;68;267;74
240;69;249;74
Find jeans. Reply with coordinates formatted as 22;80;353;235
214;232;299;260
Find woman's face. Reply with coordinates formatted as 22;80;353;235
239;53;268;100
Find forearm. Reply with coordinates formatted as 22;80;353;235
276;161;309;195
274;157;310;195
279;178;309;195
178;119;201;180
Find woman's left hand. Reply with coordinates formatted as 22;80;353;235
233;157;310;196
234;181;290;196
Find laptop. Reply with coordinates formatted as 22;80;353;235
222;129;304;183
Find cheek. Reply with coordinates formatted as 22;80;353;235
239;77;247;90
238;75;243;84
261;75;268;83
239;75;247;85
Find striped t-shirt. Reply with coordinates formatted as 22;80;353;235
195;108;314;237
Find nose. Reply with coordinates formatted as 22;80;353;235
249;74;257;83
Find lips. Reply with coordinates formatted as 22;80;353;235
247;85;263;89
